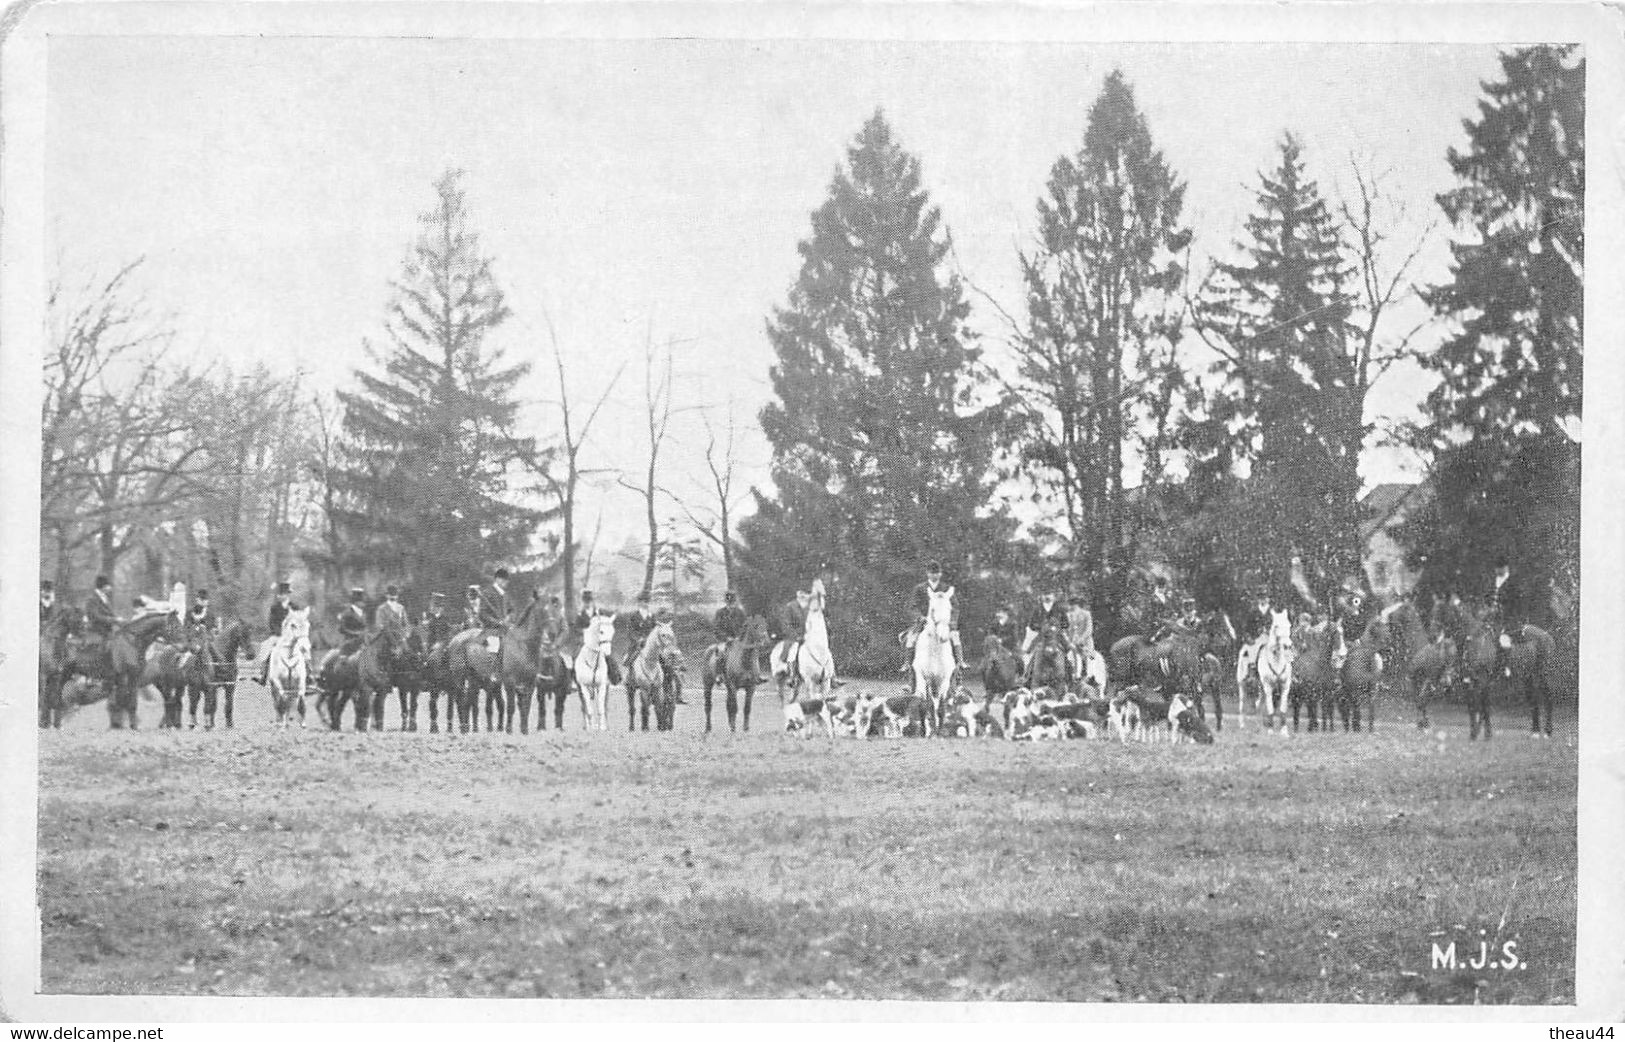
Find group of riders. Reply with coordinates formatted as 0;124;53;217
40;546;1545;727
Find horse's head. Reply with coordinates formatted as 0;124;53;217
925;587;954;636
279;607;311;647
1267;609;1293;649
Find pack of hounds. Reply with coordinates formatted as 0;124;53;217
782;683;1215;745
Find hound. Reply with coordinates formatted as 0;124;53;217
784;696;837;738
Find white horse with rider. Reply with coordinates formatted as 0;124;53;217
574;610;615;731
266;606;313;728
912;586;958;734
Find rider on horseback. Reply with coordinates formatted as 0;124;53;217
618;590;660;690
1490;555;1530;679
1020;583;1069;687
709;589;765;685
774;587;811;685
573;590;623;685
377;584;410;668
254;580;301;685
904;563;964;690
188;589;215;632
479;569;511;652
423;591;453;654
987;604;1020;653
83;575;118;674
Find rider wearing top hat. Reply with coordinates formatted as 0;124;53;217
336;588;368;654
1021;584;1070;687
904;562;964;689
571;590;622;685
376;584;409;666
255;581;302;685
618;591;659;681
188;589;215;633
85;575;117;642
423;591;453;652
709;589;764;684
987;604;1021;654
481;569;512;630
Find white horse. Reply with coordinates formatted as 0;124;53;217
1062;603;1108;695
912;587;958;733
574;611;615;732
1256;608;1295;734
797;578;836;700
266;607;312;728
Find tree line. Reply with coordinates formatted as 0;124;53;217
41;47;1581;671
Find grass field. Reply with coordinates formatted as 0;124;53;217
36;681;1577;1003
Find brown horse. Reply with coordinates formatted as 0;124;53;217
1454;601;1502;740
1289;618;1338;733
60;611;180;730
447;626;505;734
704;615;769;732
322;629;398;732
497;596;559;735
1338;613;1385;733
1372;601;1456;730
1505;621;1558;737
190;619;253;730
142;621;211;729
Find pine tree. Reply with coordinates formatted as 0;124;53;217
329;170;556;604
1013;69;1191;627
1184;135;1362;606
738;111;1011;670
1401;45;1583;620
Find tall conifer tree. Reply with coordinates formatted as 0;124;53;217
739;111;1009;670
330;170;556;602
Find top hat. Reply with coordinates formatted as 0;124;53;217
95;575;111;589
636;591;651;604
466;585;481;596
40;579;54;592
724;589;738;600
927;561;943;573
385;584;400;596
195;589;210;600
349;588;366;602
276;581;292;595
581;590;595;600
494;567;511;581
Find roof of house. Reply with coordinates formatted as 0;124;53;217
1359;481;1427;543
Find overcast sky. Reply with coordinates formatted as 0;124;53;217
47;37;1508;549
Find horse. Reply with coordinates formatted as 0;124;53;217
1106;618;1220;729
496;595;558;735
190;618;253;730
797;578;836;700
1453;601;1502;741
60;611;179;730
1255;609;1294;734
704;615;769;732
573;611;616;731
1026;624;1071;694
266;607;313;728
38;611;77;729
409;626;461;734
912;586;958;733
447;624;506;734
1373;600;1456;730
1288;617;1338;733
1338;613;1385;733
322;629;399;732
534;634;573;732
980;634;1023;703
626;621;683;732
142;620;211;730
1505;620;1558;737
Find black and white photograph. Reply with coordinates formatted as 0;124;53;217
2;0;1620;1026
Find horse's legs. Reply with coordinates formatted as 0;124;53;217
743;684;753;731
518;684;533;735
223;679;234;728
206;680;220;730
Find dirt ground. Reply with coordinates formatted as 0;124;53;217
37;678;1577;1003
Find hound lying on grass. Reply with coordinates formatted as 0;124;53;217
853;690;933;738
783;696;838;738
1110;685;1214;744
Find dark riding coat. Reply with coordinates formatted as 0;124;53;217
424;610;453;649
479;585;510;629
188;604;215;632
912;582;959;627
619;609;658;660
1025;599;1069;638
269;598;297;638
988;615;1021;651
775;600;807;643
85;590;117;638
337;603;367;642
714;603;746;641
1490;570;1536;627
1238;603;1274;643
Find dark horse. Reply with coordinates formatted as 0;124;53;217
1025;624;1070;693
1107;615;1229;731
406;623;462;734
39;611;78;729
1501;614;1558;737
191;619;253;730
1288;618;1338;733
1338;613;1384;733
322;629;399;732
497;595;563;735
59;612;180;730
704;615;770;732
1454;601;1502;741
1372;601;1455;730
